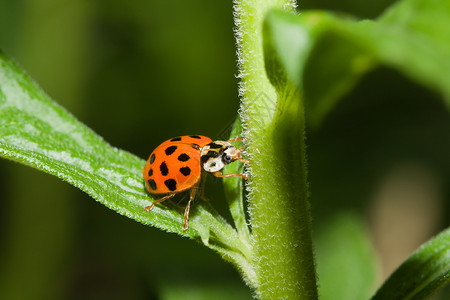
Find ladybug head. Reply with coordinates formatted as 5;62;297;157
200;141;241;173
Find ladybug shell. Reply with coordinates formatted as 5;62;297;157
143;135;212;194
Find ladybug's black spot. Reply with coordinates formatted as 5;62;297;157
170;137;182;142
178;153;190;162
190;135;201;139
209;142;222;149
147;179;157;190
147;168;153;177
160;161;169;176
164;179;177;191
179;166;191;176
165;145;177;155
191;144;201;150
149;154;156;164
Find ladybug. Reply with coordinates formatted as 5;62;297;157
143;135;248;231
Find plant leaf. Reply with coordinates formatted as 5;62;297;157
222;117;251;245
371;228;450;300
315;213;378;300
0;51;253;282
264;0;450;127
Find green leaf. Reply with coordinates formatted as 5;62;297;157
222;117;251;246
315;213;378;300
264;0;450;127
371;228;450;300
0;51;254;284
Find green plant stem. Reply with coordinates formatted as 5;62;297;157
234;0;318;299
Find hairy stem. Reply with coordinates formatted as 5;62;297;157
234;0;318;299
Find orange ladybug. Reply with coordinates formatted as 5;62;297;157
143;135;248;231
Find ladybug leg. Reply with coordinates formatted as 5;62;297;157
227;137;244;143
236;148;249;164
226;137;249;164
144;193;175;211
183;186;198;231
212;170;248;180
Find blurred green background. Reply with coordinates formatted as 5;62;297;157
0;0;449;299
